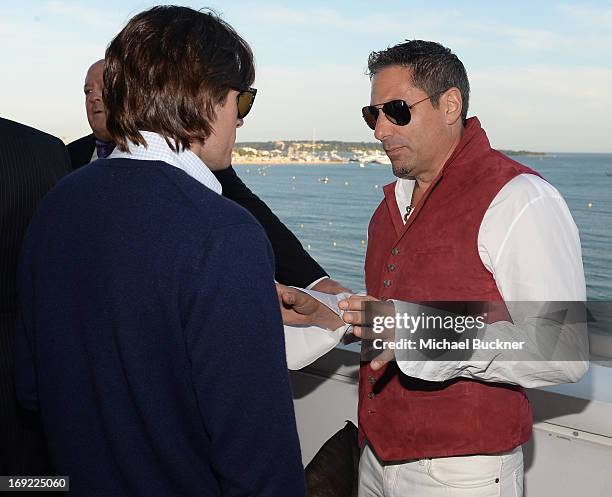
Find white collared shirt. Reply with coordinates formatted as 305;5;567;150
394;174;585;302
107;131;222;195
285;173;589;388
89;147;98;164
391;174;588;387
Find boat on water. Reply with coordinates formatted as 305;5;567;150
348;153;392;165
361;153;391;165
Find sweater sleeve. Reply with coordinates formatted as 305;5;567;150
184;221;306;497
214;166;328;287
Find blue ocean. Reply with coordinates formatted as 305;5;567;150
235;154;612;302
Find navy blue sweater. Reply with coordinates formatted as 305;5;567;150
15;158;306;497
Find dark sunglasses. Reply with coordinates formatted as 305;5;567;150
361;90;446;130
237;87;257;119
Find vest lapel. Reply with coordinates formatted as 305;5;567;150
383;182;404;236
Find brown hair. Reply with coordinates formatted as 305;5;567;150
368;40;470;122
104;5;255;152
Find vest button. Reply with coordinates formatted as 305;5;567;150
383;279;391;287
388;263;396;271
368;392;375;399
368;375;376;384
391;247;399;256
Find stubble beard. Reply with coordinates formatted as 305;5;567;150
391;159;415;179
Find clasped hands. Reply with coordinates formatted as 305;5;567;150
276;283;396;370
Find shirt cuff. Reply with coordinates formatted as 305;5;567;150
283;287;353;369
306;276;329;290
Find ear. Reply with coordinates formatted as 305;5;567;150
441;87;462;125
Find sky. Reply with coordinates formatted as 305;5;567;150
1;1;611;152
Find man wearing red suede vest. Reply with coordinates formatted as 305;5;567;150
335;40;588;497
278;39;587;496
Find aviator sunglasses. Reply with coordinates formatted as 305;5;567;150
237;87;257;119
361;90;446;130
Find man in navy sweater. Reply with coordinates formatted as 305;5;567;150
15;6;305;496
68;58;345;293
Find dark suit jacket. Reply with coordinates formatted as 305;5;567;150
66;133;95;169
0;117;71;475
67;134;328;287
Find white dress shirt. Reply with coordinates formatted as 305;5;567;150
285;173;589;388
89;147;98;164
393;174;588;387
395;174;585;302
107;131;222;195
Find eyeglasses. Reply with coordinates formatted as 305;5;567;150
237;87;257;119
361;90;446;130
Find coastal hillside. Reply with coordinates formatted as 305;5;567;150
232;140;545;164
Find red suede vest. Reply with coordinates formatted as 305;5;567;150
360;118;537;461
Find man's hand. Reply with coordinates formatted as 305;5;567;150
310;278;352;294
276;284;344;331
339;295;396;371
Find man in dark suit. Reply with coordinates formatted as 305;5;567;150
0;117;71;475
68;60;346;292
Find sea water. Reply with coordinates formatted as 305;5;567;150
236;153;612;304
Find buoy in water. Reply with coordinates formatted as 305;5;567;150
588;202;593;208
332;241;337;247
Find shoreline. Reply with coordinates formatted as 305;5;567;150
231;152;549;166
232;160;351;166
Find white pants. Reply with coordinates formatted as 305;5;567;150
358;444;523;497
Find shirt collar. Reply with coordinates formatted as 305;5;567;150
395;178;416;224
107;131;222;195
